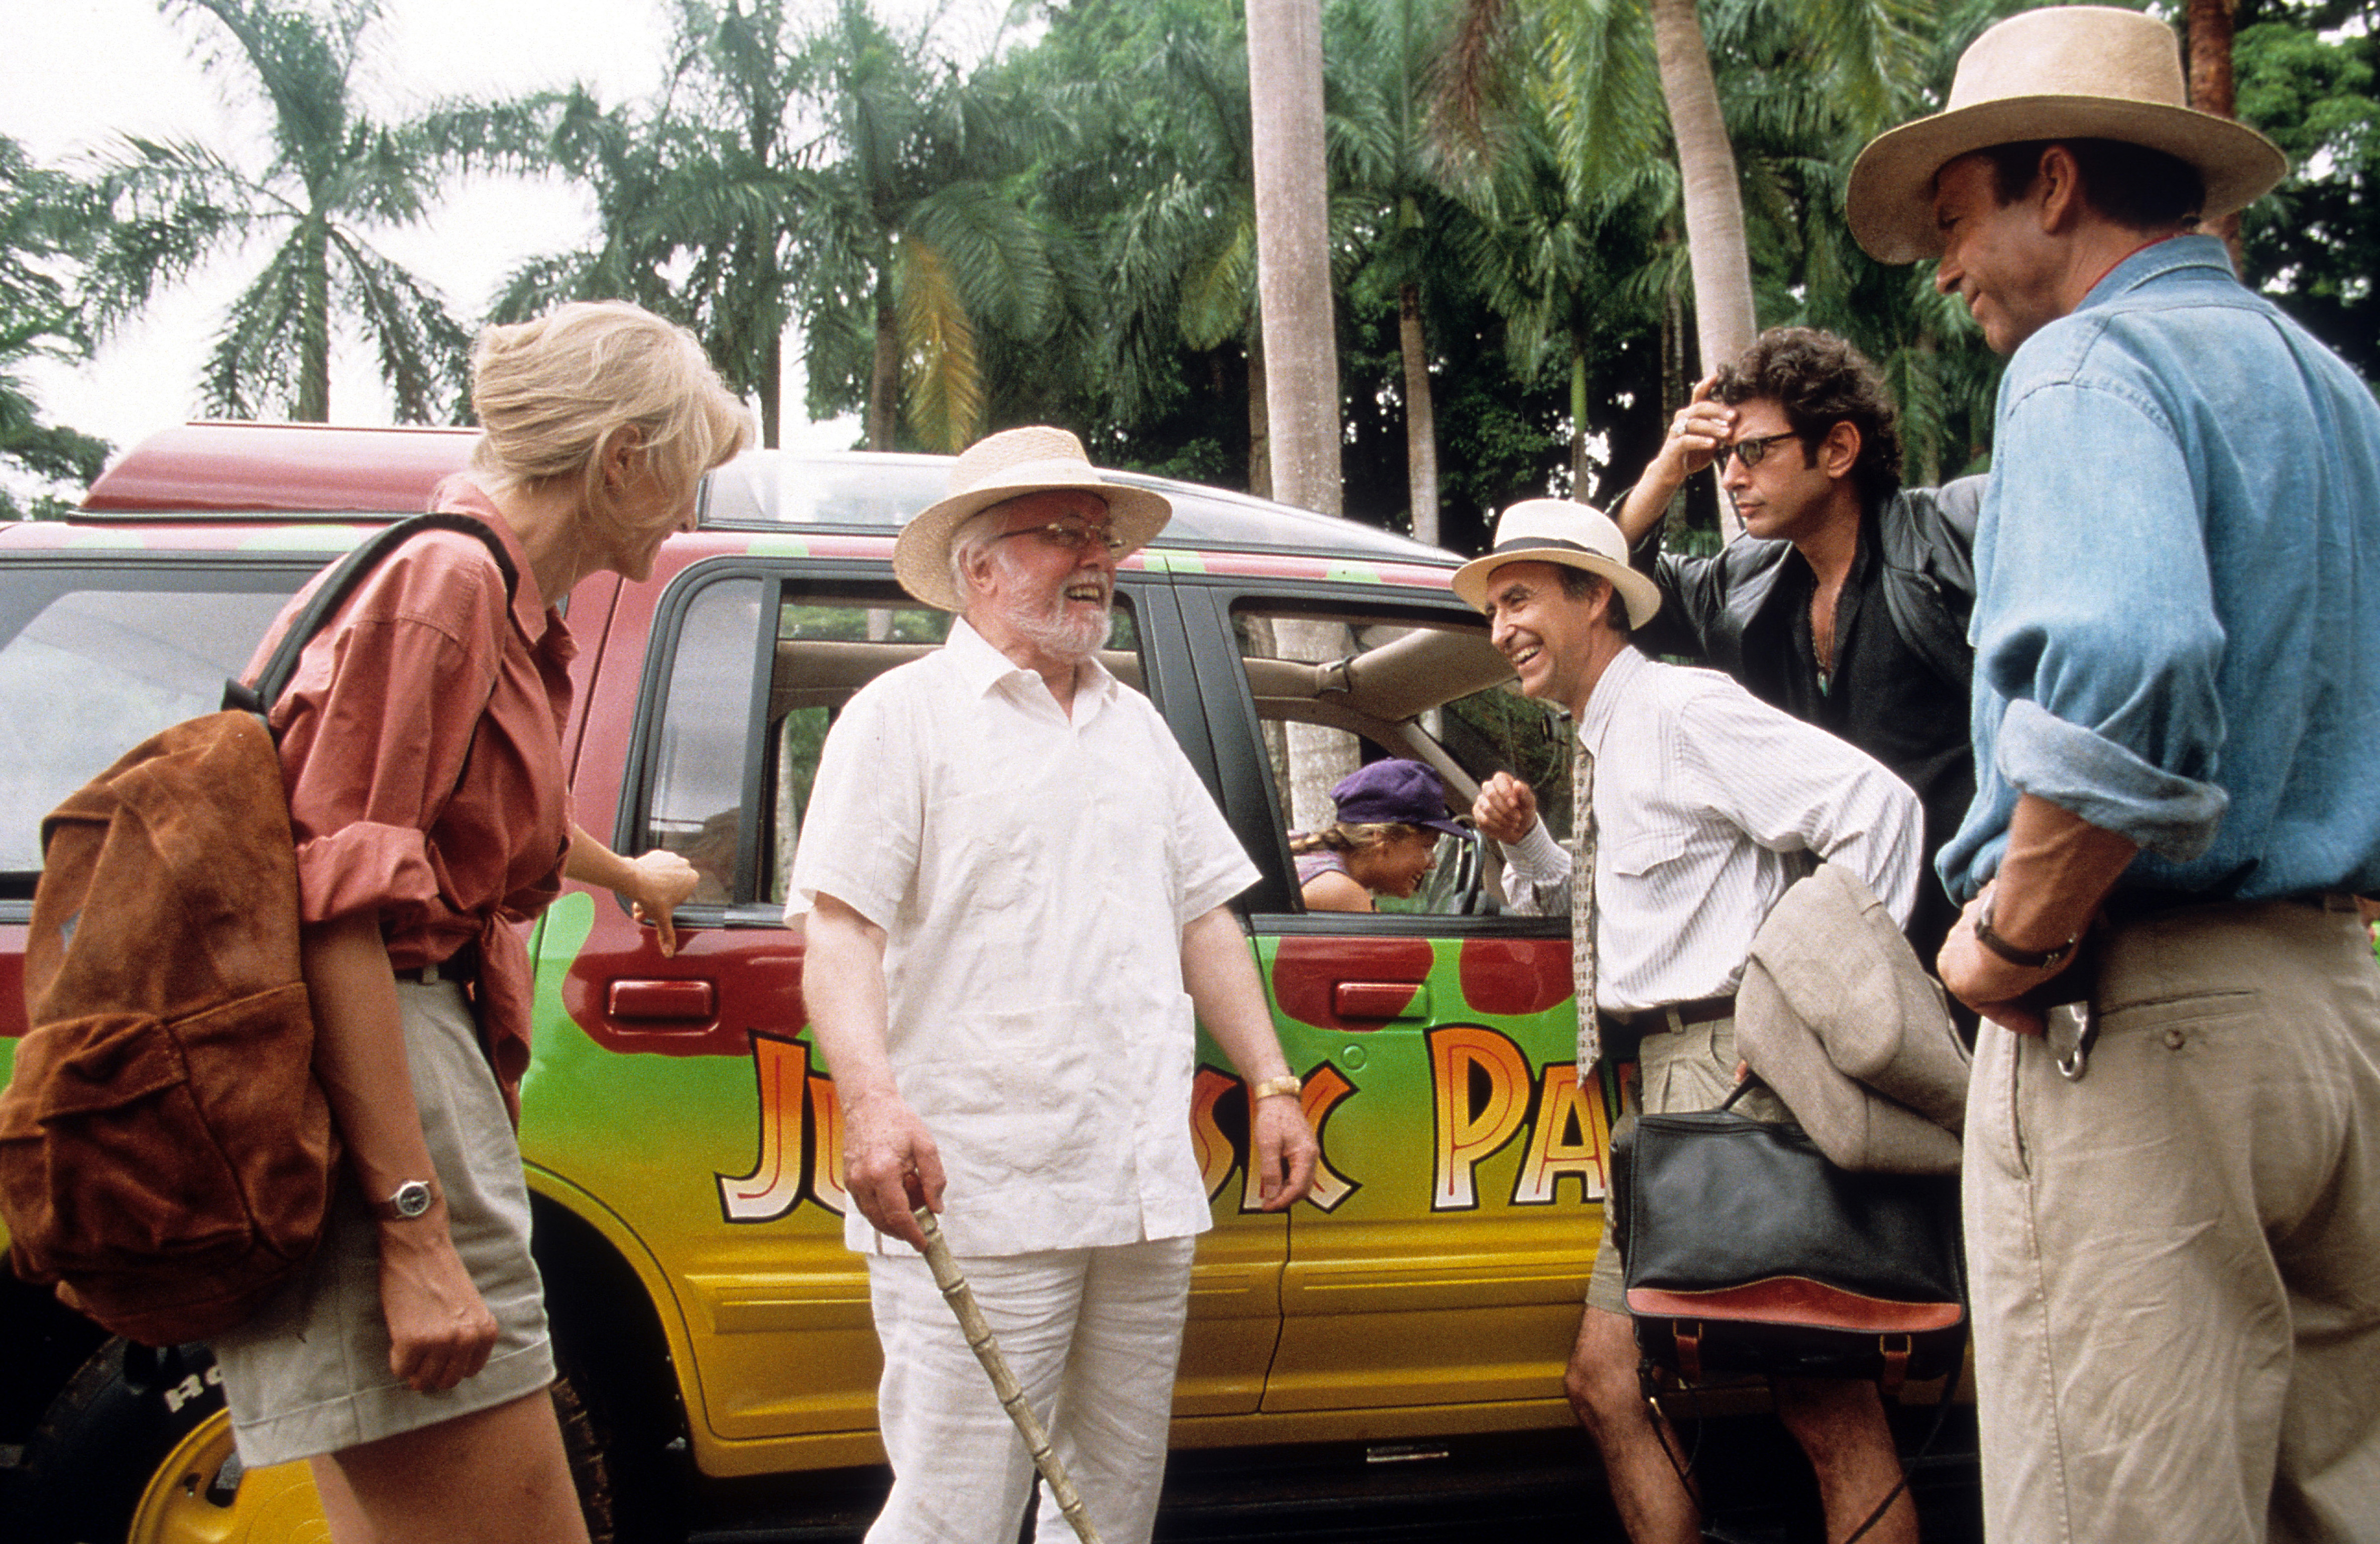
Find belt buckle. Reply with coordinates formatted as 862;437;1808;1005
2044;999;2096;1081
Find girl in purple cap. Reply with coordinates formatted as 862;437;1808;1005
1290;759;1470;912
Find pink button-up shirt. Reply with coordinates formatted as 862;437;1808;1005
249;477;575;1114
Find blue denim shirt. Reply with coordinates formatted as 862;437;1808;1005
1938;235;2380;903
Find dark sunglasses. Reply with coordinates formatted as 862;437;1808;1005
1721;431;1805;471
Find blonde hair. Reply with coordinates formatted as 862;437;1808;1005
1289;822;1426;856
468;301;752;519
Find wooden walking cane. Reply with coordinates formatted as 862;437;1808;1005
911;1205;1107;1544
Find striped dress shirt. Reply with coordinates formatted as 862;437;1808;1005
1501;646;1922;1021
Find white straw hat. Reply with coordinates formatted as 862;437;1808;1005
1451;499;1662;629
892;426;1172;611
1847;6;2287;265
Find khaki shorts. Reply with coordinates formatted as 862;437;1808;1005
1587;1012;1787;1315
210;978;554;1466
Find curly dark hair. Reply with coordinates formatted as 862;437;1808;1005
1711;327;1903;508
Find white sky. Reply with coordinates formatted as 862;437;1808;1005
4;0;1013;500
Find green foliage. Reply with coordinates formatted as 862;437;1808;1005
1;136;110;513
2235;13;2380;380
19;0;2375;536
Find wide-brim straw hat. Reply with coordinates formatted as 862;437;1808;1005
1847;6;2288;265
1451;499;1662;630
892;426;1172;611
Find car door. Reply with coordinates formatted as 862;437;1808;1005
1171;577;1611;1418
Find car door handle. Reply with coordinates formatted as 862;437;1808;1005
608;979;717;1021
1332;982;1430;1022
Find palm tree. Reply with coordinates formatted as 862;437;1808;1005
1335;0;1465;544
84;0;532;422
493;2;815;444
787;0;1065;453
1097;9;1274;490
1438;0;1946;529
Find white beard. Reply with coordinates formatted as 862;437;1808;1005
987;544;1112;662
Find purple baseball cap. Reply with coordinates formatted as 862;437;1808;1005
1327;760;1469;837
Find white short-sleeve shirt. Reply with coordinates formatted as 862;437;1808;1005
787;619;1259;1256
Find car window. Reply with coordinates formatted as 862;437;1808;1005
0;571;301;886
636;575;1145;909
1229;603;1573;916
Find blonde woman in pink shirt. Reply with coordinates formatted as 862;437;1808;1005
210;302;749;1544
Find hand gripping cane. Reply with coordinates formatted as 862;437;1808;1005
911;1206;1107;1544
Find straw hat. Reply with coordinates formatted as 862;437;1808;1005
892;426;1172;611
1451;499;1662;630
1847;6;2288;265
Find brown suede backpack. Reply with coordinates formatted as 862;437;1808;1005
0;514;513;1346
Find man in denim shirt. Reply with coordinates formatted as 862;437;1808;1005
1849;8;2380;1541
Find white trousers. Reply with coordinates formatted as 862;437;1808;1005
864;1235;1197;1544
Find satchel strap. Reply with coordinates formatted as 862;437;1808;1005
223;512;520;723
1717;1074;1760;1113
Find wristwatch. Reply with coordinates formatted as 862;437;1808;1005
1973;898;2077;972
1249;1075;1302;1102
373;1179;437;1223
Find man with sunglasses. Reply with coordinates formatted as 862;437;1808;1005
1619;327;1981;962
791;426;1317;1544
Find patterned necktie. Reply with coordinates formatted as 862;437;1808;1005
1570;737;1600;1069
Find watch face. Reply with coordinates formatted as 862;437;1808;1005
390;1180;433;1219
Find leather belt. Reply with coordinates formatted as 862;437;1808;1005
1600;994;1735;1038
395;944;478;986
2100;889;2361;926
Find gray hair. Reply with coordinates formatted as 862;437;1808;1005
947;505;1010;608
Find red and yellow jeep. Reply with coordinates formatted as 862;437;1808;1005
1;423;1612;1541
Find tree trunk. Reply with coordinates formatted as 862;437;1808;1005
1246;0;1355;832
2186;0;2245;270
1246;0;1342;520
298;216;330;422
1569;349;1591;495
1246;328;1272;500
867;269;900;451
1399;281;1439;546
1647;0;1751;540
761;327;783;449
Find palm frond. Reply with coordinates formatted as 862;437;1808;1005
895;235;983;452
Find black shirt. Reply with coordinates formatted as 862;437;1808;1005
1636;495;1977;962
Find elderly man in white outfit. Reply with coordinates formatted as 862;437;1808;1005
789;426;1318;1544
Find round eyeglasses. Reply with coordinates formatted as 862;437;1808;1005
994;520;1127;556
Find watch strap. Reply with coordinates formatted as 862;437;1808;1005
1974;903;2075;971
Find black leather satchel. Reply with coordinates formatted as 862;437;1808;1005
1610;1086;1966;1389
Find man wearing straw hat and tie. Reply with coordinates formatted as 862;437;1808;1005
1454;498;1928;1544
1849;8;2380;1539
789;426;1317;1543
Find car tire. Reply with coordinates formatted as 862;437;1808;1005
15;1338;615;1544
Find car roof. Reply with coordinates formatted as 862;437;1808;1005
73;422;1458;566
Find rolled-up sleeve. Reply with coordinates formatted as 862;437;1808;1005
1977;377;2229;860
278;603;501;929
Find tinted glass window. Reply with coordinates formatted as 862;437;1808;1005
638;578;1145;908
0;572;301;878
